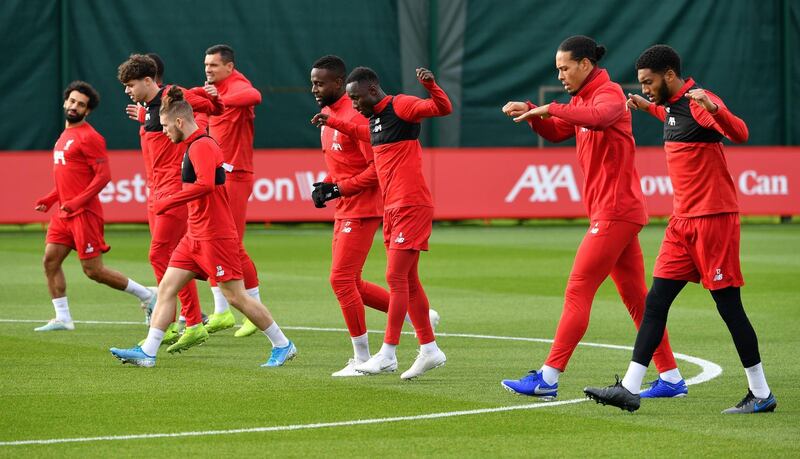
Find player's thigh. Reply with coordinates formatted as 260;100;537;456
158;267;196;297
570;220;640;280
332;218;380;273
43;242;72;267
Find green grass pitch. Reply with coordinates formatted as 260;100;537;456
0;222;798;457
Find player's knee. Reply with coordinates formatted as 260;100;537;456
330;271;356;291
82;264;104;282
644;288;670;319
42;254;59;273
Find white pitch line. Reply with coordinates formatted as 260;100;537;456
0;399;586;446
0;318;723;446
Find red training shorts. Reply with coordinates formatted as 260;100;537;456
654;212;744;290
383;206;433;251
169;236;244;283
46;211;110;260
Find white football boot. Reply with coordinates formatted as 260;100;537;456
331;358;367;377
34;319;75;332
355;353;398;375
401;349;446;380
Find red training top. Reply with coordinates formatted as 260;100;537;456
527;68;648;226
319;93;382;219
645;78;748;217
325;79;452;210
139;85;224;206
208;70;262;174
37;122;110;219
153;129;239;241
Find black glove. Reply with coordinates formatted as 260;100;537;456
311;182;341;208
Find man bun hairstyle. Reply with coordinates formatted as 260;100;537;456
206;44;235;64
345;66;380;86
117;54;158;83
312;55;347;80
636;44;682;77
159;86;193;119
558;35;606;64
64;80;100;110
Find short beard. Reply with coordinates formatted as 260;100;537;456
65;111;85;123
656;83;671;106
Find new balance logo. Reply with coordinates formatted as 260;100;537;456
713;269;723;281
395;232;405;244
53;151;65;165
590;222;600;234
85;243;94;254
216;265;225;277
342;221;352;233
668;116;676;126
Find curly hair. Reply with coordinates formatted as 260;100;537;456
635;45;682;77
117;54;157;83
159;86;193;119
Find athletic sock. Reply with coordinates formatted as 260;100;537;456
211;286;229;314
52;297;71;323
351;333;370;362
125;279;152;302
540;365;561;386
744;362;771;398
378;342;397;360
420;340;440;355
659;368;683;384
621;361;648;395
178;315;186;323
246;286;261;303
263;322;289;348
140;327;165;357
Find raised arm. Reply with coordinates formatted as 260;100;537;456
313;113;371;142
686;89;749;143
392;72;453;123
627;93;666;121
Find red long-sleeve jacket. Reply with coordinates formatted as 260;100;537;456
37;122;111;219
319;93;382;219
526;68;648;226
645;78;748;217
208;70;261;174
325;79;452;210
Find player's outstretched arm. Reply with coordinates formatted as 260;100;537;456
686;89;749;143
35;188;59;212
312;113;371;142
628;93;666;121
546;88;626;130
504;101;574;143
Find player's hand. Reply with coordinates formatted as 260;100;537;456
311;182;340;208
513;104;550;122
126;104;142;121
59;204;74;214
626;93;651;111
34;204;48;212
685;89;718;113
416;68;435;82
502;101;529;118
203;82;219;98
311;113;330;127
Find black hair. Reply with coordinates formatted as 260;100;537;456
146;52;164;81
312;55;347;79
636;44;682;77
205;44;235;64
63;80;100;110
558;35;606;64
345;66;379;86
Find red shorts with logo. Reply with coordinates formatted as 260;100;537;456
654;213;744;290
45;211;110;260
383;206;433;251
169;236;244;283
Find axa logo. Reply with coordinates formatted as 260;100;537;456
216;265;225;277
394;232;405;244
505;165;581;203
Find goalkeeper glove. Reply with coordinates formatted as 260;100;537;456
312;182;341;208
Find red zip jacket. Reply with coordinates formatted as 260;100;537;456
320;93;382;219
208;70;261;174
153;129;239;240
37;122;111;219
139;85;223;204
526;68;648;226
645;78;748;217
325;79;452;210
